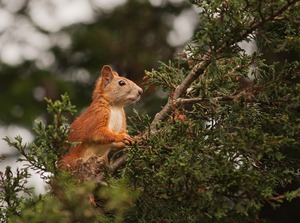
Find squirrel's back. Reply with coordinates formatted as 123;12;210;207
60;65;142;169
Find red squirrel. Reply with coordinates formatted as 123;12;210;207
60;65;143;169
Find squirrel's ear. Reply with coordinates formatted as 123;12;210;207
101;65;115;87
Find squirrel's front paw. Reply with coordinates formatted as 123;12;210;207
117;133;134;145
124;134;134;145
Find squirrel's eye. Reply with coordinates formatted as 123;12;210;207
118;80;126;86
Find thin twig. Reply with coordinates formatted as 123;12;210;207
177;96;234;104
178;96;291;105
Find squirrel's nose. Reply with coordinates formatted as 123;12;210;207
138;87;143;95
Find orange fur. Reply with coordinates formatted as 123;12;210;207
60;65;142;169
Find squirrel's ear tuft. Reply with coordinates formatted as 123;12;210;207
101;65;115;87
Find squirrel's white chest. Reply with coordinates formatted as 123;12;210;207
108;107;124;133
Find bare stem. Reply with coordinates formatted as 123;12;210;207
149;59;211;134
177;96;234;104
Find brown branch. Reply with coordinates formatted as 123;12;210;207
178;96;291;105
215;0;300;56
242;0;299;40
109;153;128;173
177;96;234;104
269;194;285;201
93;153;128;183
148;59;211;135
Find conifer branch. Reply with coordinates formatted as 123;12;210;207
148;0;299;135
148;59;211;135
104;0;300;183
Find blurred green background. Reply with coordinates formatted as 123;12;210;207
0;0;198;148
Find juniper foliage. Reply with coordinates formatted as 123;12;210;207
1;0;300;222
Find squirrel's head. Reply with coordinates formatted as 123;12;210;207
93;65;143;106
